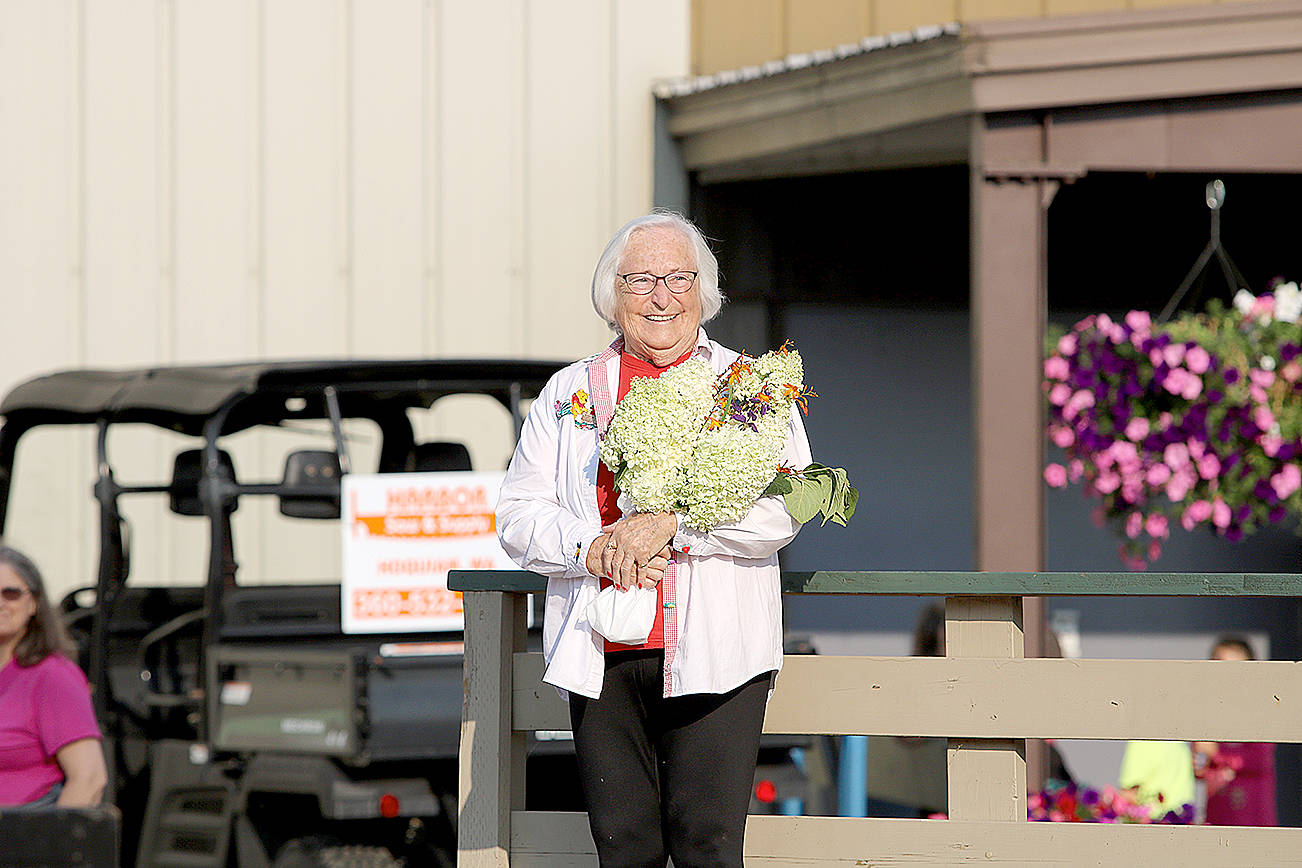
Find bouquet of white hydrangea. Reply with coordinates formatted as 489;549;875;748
600;344;856;530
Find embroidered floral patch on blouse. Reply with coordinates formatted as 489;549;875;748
556;388;597;429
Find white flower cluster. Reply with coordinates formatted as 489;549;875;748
601;349;804;530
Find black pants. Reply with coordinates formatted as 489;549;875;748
568;650;771;868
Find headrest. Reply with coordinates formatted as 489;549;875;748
413;441;472;473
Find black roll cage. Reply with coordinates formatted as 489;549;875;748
0;358;562;743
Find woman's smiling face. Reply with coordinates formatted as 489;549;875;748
613;226;702;367
0;563;35;652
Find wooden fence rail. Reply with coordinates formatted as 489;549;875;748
450;570;1302;867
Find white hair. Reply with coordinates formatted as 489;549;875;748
590;210;723;331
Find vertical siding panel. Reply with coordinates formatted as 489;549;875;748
873;0;960;33
613;1;691;222
437;0;524;356
422;0;441;356
0;0;95;590
692;0;785;79
785;0;870;53
524;0;611;360
1044;0;1127;14
958;0;1045;20
174;0;255;363
262;0;344;355
83;0;160;366
351;0;425;356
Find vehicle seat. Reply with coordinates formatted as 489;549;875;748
412;441;472;472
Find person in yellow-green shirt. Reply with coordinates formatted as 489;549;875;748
1119;740;1195;819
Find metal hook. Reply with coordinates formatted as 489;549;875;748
1205;179;1225;211
1156;179;1247;323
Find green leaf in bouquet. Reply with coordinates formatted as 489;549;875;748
822;467;852;526
843;483;859;520
783;475;826;524
764;474;793;496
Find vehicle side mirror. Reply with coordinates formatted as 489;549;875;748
280;450;342;519
170;449;237;516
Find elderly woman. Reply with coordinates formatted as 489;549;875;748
497;211;811;867
0;545;107;809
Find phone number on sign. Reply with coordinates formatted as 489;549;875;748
351;587;463;620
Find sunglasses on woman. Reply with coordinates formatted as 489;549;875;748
0;586;31;601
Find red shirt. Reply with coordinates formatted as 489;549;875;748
597;349;692;652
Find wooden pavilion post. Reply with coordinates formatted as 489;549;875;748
963;113;1064;813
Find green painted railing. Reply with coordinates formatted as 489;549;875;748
450;568;1302;596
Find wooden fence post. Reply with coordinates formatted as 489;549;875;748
945;595;1027;822
459;589;528;867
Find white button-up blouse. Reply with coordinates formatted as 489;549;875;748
496;329;812;699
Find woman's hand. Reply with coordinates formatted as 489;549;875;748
54;737;107;807
596;511;677;590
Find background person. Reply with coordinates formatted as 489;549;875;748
1194;635;1277;826
0;545;106;809
497;210;811;868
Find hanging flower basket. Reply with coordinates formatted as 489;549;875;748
1043;282;1302;566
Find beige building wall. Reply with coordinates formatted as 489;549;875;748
692;0;1262;73
0;0;689;598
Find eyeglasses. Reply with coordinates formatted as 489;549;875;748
617;271;698;295
0;586;30;602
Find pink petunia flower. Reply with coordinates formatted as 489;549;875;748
1271;464;1302;500
1182;499;1212;530
1163;442;1191;470
1049;383;1072;406
1068;459;1085;482
1044;356;1070;380
1125;512;1143;539
1196;453;1221;480
1094;471;1121;495
1212;498;1232;529
1058;332;1078;356
1166;468;1195;502
1124;417;1150;441
1044;463;1069;488
1145;513;1169;539
1162;368;1189;396
1180;374;1203;400
1125;310;1151;332
1262;434;1284;457
1148;540;1163;562
1146;463;1172;487
1162;343;1186;367
1185;345;1211;374
1250;368;1276;389
1253;406;1276;432
1283;361;1302;383
1050;426;1075;448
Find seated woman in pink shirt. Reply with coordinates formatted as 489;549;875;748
0;545;106;808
